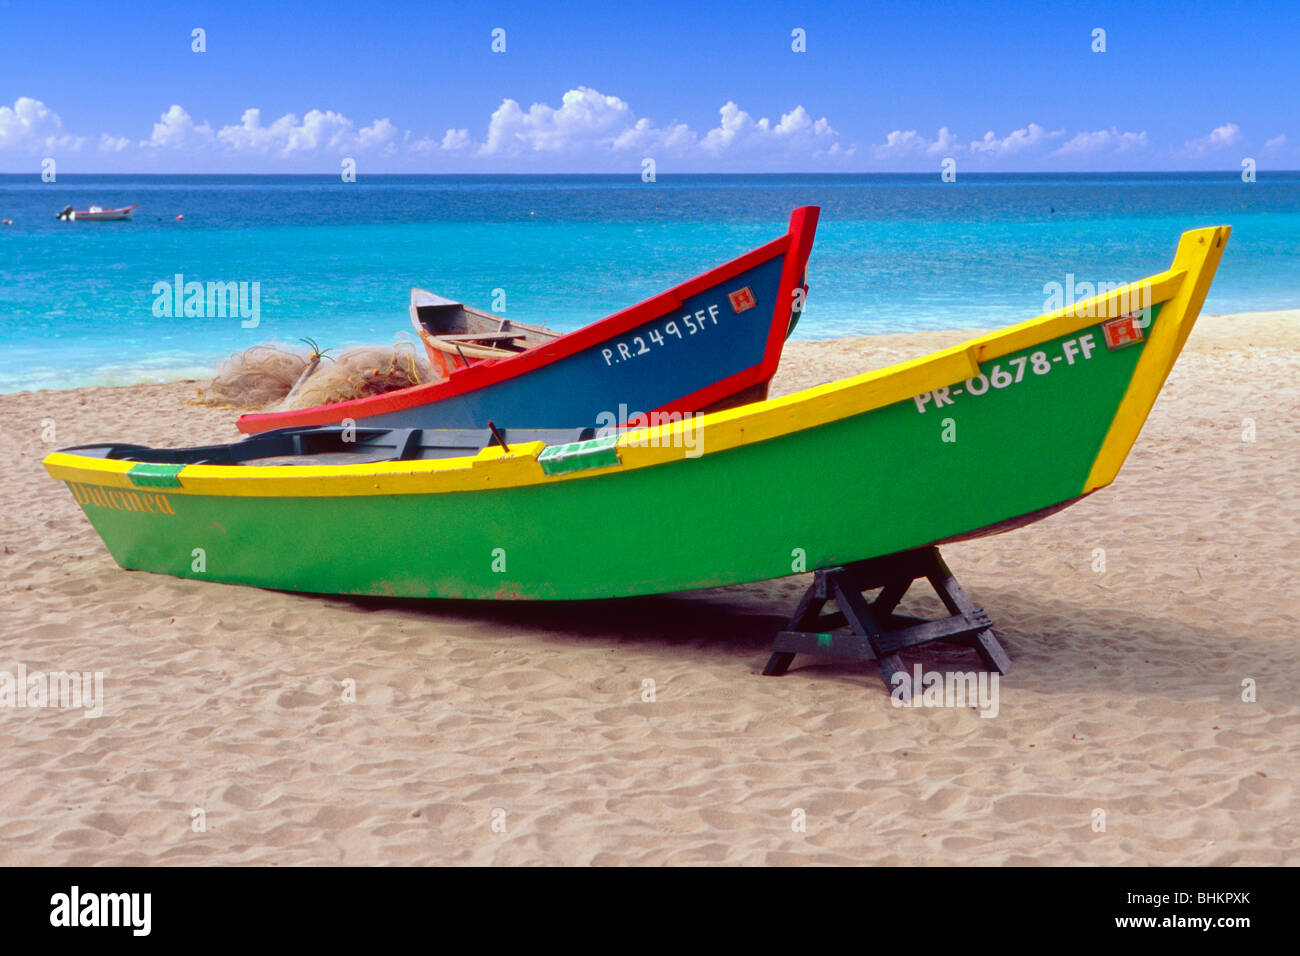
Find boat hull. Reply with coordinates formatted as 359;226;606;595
68;205;137;221
54;314;1147;599
237;207;819;433
46;227;1229;602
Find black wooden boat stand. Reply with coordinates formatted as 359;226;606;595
763;546;1010;696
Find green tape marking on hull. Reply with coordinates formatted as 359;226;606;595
128;463;184;488
537;435;621;475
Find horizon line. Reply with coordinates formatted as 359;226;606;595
3;169;1296;177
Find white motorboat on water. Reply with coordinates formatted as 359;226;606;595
57;204;138;222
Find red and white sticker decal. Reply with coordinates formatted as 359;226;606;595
728;286;757;313
1101;314;1146;350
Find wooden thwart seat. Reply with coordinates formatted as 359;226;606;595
434;332;529;343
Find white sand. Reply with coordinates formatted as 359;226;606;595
1;312;1296;865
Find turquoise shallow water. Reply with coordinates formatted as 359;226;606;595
1;173;1297;393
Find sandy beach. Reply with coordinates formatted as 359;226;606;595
1;311;1296;866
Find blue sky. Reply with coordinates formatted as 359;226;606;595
1;0;1295;172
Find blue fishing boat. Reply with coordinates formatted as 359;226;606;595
237;207;820;433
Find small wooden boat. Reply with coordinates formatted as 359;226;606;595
57;204;137;222
44;226;1228;603
237;206;820;433
408;289;562;378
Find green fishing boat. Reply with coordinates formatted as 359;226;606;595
45;227;1228;605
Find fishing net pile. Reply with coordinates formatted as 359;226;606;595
195;342;432;410
195;345;308;408
286;345;429;409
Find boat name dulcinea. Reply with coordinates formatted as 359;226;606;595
69;482;175;515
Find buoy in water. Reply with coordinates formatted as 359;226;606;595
1;219;11;226
176;214;184;221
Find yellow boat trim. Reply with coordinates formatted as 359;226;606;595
44;228;1224;500
1083;225;1230;492
44;456;139;490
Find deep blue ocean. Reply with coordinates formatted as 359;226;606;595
1;172;1296;393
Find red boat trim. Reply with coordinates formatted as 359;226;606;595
237;207;820;434
644;365;762;419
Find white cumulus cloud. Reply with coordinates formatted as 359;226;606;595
144;105;215;149
215;108;395;155
1185;122;1242;154
872;126;958;159
18;92;1262;172
611;116;695;154
700;103;846;158
1055;127;1149;155
142;104;397;156
0;97;84;152
441;128;472;151
970;123;1062;155
478;87;637;155
444;87;850;162
406;127;474;154
98;133;131;153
